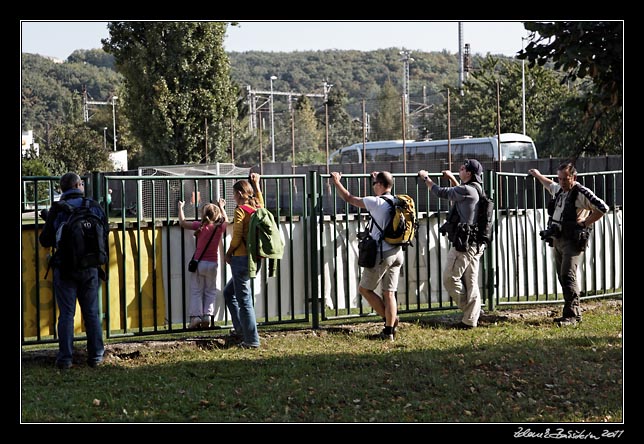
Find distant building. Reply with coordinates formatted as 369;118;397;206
21;130;39;158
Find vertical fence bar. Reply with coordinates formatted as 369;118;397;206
308;170;320;328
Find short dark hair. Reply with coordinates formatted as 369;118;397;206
374;171;394;189
59;172;81;192
557;162;577;177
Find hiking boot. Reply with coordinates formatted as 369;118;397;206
55;361;72;370
87;358;104;368
199;315;212;329
383;316;400;339
378;329;394;342
452;321;474;330
188;316;202;329
555;317;579;327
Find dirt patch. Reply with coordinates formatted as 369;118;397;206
22;298;621;367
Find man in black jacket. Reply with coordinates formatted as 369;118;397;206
528;162;609;326
419;159;486;329
39;172;108;369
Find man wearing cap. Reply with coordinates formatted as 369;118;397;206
418;159;486;329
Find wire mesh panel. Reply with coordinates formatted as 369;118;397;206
138;163;251;219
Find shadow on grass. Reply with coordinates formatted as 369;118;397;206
22;312;622;424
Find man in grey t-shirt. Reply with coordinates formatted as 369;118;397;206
330;171;403;341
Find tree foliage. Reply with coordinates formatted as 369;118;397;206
39;123;113;176
23;30;621;174
429;56;583;157
293;95;324;165
102;22;237;166
21;53;121;135
370;79;403;141
325;87;362;151
67;49;116;69
518;21;623;156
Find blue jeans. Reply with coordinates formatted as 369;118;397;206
223;255;260;346
53;267;105;366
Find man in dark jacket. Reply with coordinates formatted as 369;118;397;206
528;163;609;326
419;159;486;329
39;172;107;369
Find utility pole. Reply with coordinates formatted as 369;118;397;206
458;22;465;96
399;50;413;120
323;81;333;172
246;86;325;132
521;36;527;135
111;95;118;151
83;88;119;151
270;75;277;162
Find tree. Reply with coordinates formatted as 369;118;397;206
67;49;116;69
370;79;403;141
429;56;581;157
39;123;113;176
518;21;623;155
102;22;237;166
293;95;324;165
325;87;361;150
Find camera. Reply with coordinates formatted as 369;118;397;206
539;223;561;246
574;225;591;250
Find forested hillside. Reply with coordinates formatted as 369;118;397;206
228;49;468;116
22;47;479;130
21;34;621;175
21;51;121;136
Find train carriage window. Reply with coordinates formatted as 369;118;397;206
413;144;435;161
502;141;537;159
341;149;359;163
464;142;494;161
435;145;449;161
451;144;464;162
375;148;402;162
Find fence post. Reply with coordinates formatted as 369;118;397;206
485;169;496;312
90;171;102;202
308;170;320;329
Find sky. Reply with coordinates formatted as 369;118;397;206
20;21;531;60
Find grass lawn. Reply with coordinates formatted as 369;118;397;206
21;298;623;425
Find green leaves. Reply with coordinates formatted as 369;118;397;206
103;22;236;166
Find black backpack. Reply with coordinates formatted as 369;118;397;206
465;182;494;245
53;199;108;276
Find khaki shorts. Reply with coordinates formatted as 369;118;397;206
359;247;404;292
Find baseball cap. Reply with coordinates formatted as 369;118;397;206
463;159;483;183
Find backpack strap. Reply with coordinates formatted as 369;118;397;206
465;181;485;198
239;204;256;214
369;195;396;264
379;194;396;209
464;182;486;253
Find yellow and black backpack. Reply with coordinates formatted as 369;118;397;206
374;194;418;249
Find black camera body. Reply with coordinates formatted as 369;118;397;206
357;230;371;241
539;223;561;247
438;222;451;236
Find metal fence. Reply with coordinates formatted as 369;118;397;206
21;168;623;345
